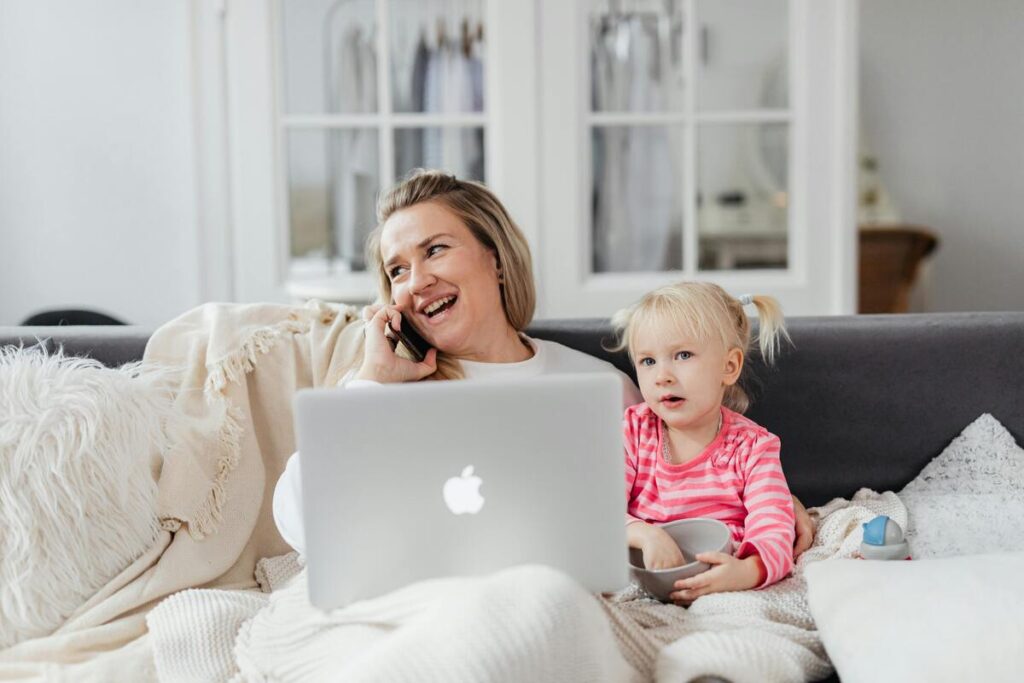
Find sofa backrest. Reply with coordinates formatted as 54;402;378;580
0;326;151;369
4;312;1022;506
530;312;1024;505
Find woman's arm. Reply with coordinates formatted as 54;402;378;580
275;353;395;556
273;452;306;556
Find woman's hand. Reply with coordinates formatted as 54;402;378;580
633;523;687;570
355;305;437;383
792;495;815;558
669;552;764;605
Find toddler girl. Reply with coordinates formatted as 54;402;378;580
612;282;795;603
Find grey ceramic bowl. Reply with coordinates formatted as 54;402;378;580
628;518;733;601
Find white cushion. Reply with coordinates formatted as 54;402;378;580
899;413;1024;558
806;553;1024;683
0;348;175;648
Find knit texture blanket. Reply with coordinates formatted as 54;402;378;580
0;301;364;681
149;557;636;683
144;491;907;683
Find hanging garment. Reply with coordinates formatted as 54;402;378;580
332;27;378;269
591;15;678;272
395;35;431;177
422;44;443;170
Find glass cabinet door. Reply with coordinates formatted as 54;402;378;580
589;1;686;273
586;0;790;276
695;0;789;272
279;0;486;286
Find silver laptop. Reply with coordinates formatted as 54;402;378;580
294;373;628;608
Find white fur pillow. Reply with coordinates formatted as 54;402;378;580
898;413;1024;558
0;347;176;648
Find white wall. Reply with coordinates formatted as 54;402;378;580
0;1;201;327
860;0;1024;312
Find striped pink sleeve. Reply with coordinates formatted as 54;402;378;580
622;405;644;525
733;432;795;587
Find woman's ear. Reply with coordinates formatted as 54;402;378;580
492;251;504;283
723;347;744;387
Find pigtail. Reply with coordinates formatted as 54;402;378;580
605;303;637;356
747;295;791;366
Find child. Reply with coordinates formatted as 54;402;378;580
612;282;795;603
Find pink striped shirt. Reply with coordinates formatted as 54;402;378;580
624;403;795;587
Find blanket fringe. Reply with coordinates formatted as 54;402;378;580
186;402;247;540
181;312;319;540
203;317;313;399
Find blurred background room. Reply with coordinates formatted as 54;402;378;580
0;0;1021;327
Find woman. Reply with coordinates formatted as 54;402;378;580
273;169;814;558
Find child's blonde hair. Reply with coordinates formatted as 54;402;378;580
610;282;791;413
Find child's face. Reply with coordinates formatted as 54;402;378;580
632;326;743;434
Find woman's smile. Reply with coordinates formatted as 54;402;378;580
416;294;459;326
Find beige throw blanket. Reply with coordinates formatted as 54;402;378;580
0;301;364;681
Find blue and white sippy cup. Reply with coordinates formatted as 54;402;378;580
859;515;911;560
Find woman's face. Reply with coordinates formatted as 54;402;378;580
379;201;508;357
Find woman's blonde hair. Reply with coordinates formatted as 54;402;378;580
358;169;536;380
610;281;791;413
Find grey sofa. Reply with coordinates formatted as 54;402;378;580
3;312;1023;682
2;312;1022;508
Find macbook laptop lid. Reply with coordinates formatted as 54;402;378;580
295;373;628;608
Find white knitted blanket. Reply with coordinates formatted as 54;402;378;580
146;490;906;683
148;559;635;683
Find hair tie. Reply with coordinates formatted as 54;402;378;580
737;294;754;306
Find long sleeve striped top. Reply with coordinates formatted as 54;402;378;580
624;403;796;587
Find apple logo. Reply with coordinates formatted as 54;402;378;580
443;465;485;515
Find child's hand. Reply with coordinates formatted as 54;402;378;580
668;552;765;604
639;526;687;570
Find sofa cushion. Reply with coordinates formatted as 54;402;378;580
805;552;1024;683
804;413;1024;682
899;413;1024;558
0;326;151;369
0;347;174;647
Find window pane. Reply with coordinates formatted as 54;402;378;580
390;0;486;114
286;128;380;270
696;0;788;111
589;1;687;112
395;127;485;182
280;0;378;114
592;126;683;273
698;123;788;270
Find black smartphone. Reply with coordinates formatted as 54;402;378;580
388;316;432;362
